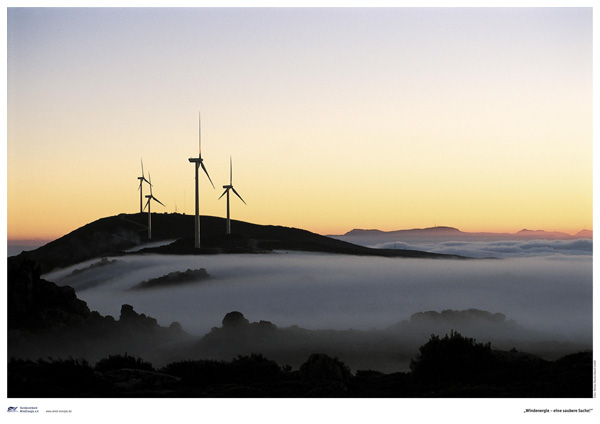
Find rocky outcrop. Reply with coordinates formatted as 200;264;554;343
222;311;250;328
208;312;277;338
8;259;90;332
7;258;191;365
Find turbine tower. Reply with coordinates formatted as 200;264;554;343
188;113;215;248
137;159;151;213
218;157;246;234
144;173;165;240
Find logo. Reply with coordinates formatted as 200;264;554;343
7;407;18;413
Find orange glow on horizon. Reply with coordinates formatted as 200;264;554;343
6;217;592;244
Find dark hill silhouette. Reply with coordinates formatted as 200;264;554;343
12;213;467;273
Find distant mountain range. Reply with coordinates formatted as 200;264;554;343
329;226;593;246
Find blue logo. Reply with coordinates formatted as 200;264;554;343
7;407;18;413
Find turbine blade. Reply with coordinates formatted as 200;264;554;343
144;199;150;211
218;188;228;200
141;158;144;176
232;187;246;205
230;156;232;185
198;112;202;156
153;196;165;207
200;161;215;189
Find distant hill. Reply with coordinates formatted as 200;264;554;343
574;229;593;238
514;229;574;239
330;226;592;246
11;213;467;273
345;226;462;237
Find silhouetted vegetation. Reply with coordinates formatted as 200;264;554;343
299;353;352;382
94;353;155;372
410;330;494;382
162;354;283;387
64;258;118;278
129;268;210;290
8;358;111;397
8;341;592;398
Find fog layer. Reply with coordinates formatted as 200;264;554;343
43;251;592;344
372;238;593;258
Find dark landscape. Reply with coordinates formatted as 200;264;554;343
11;213;468;274
6;213;593;398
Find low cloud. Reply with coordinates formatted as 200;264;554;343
372;239;593;258
43;252;593;347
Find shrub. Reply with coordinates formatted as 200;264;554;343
229;353;283;383
162;359;230;385
299;353;352;382
94;353;154;372
410;330;494;382
161;354;282;385
8;357;105;397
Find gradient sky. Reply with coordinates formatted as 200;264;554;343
6;6;594;241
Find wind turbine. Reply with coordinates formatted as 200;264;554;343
188;113;215;248
144;173;165;240
219;157;246;235
137;159;151;213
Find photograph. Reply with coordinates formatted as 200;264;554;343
4;2;597;422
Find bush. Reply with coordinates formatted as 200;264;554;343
161;354;283;385
8;357;106;397
299;353;352;382
229;353;283;383
410;330;494;382
161;359;229;385
94;353;154;372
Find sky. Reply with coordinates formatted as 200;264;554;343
5;5;594;241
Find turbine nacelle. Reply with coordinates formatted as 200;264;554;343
144;195;165;208
189;156;215;188
144;173;165;209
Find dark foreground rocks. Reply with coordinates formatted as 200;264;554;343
7;259;190;364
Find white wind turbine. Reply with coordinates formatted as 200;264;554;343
218;157;246;235
137;159;152;213
188;113;215;248
144;173;165;240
